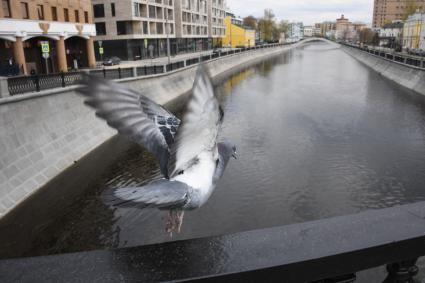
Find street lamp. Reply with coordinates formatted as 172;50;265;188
165;6;171;65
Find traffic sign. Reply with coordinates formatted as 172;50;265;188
42;53;50;59
99;47;104;55
41;41;50;53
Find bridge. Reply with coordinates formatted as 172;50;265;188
1;38;425;282
300;37;341;47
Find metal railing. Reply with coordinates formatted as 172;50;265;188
341;42;425;70
0;201;424;282
6;43;288;96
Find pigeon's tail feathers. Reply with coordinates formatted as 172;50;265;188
102;179;191;209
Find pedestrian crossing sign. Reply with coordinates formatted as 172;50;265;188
99;47;104;55
41;41;50;53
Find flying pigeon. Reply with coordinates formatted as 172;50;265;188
78;66;237;234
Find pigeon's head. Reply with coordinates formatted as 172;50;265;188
218;141;237;161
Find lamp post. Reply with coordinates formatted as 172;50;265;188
166;8;171;65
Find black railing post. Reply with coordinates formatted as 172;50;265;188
383;259;419;283
61;72;65;88
102;68;106;78
144;65;147;76
118;67;122;79
34;74;40;92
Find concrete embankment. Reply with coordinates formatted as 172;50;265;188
341;46;425;96
0;43;300;218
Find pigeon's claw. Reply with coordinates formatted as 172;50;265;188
166;209;185;236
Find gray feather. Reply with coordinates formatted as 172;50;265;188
102;179;191;209
168;65;222;177
78;74;180;178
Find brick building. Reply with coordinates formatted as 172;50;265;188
0;0;96;75
373;0;425;28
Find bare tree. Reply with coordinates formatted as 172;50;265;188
243;15;257;29
258;9;275;42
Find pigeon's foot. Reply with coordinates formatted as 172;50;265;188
166;209;185;236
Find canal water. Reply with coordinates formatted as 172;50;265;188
2;42;425;279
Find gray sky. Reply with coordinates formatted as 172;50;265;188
226;0;374;26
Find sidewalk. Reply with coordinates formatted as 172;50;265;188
96;48;236;70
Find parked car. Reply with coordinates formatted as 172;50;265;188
102;56;121;66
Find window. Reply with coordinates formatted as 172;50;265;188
21;2;29;19
117;21;127;35
93;4;105;18
51;6;57;21
95;22;106;35
84;11;89;23
111;3;115;17
74;10;79;22
64;8;69;21
37;4;44;20
116;21;132;35
2;0;11;18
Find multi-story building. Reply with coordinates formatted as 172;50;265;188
303;26;313;37
378;21;403;47
288;22;303;42
373;0;425;28
223;15;255;48
92;0;226;61
402;11;425;50
318;21;336;38
0;0;96;75
335;14;354;40
92;0;176;60
209;0;226;46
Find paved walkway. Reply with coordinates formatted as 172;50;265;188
96;48;235;70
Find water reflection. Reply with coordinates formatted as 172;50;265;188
2;42;425;260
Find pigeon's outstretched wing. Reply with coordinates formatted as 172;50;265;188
168;65;223;177
102;179;191;209
78;74;180;178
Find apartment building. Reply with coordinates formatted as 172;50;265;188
373;0;425;28
92;0;226;61
0;0;96;75
92;0;175;60
402;11;425;50
209;0;226;46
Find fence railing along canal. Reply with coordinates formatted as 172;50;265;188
341;42;425;70
1;202;425;282
5;43;287;96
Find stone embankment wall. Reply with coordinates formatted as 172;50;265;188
0;43;300;218
341;46;425;96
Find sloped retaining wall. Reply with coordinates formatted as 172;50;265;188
0;43;299;218
341;46;425;96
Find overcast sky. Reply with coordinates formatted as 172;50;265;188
226;0;374;26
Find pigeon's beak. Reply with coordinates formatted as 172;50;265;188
232;152;237;159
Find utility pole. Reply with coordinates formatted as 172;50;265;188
166;8;171;65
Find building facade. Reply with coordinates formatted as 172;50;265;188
303;26;313;37
288;22;303;42
378;21;403;47
223;15;255;48
373;0;425;28
92;0;226;61
402;11;425;50
335;14;354;40
0;0;96;75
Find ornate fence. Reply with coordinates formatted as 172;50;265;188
6;43;287;96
